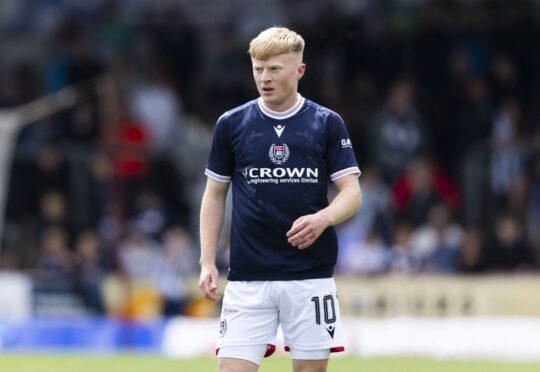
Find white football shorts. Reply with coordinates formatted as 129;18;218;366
216;278;345;365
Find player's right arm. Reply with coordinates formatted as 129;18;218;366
199;177;230;302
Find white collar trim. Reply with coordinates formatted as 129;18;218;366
258;94;305;120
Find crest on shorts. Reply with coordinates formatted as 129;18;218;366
219;319;227;338
269;143;290;165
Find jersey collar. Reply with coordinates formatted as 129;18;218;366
258;94;305;120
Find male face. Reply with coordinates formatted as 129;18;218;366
252;53;305;112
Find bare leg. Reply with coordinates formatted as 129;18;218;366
219;357;259;372
292;359;328;372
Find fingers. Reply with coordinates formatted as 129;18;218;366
287;214;327;249
289;231;314;247
199;272;221;302
289;230;316;249
286;219;309;242
206;286;220;302
208;273;221;301
297;237;315;249
286;218;307;238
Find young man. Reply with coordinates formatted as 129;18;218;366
199;27;361;372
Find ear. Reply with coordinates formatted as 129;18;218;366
297;63;306;81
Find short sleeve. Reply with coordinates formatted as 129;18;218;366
326;113;361;182
205;114;234;182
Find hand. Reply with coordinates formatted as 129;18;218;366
286;212;331;249
198;263;221;301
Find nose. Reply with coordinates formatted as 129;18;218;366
260;69;271;82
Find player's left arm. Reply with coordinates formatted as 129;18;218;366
286;174;361;249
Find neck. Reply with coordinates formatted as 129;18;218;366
262;93;299;112
258;94;305;120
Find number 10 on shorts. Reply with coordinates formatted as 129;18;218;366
311;295;337;325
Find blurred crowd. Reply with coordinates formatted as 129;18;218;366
0;0;540;317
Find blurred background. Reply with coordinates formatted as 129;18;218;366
1;0;540;362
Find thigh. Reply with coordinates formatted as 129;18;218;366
217;281;279;350
219;357;259;372
292;358;328;372
277;278;345;353
218;345;268;369
219;358;259;372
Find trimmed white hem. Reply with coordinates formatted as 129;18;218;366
330;166;361;182
205;169;231;183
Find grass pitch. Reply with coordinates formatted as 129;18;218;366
0;355;539;372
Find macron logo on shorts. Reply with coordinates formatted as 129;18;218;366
326;325;335;339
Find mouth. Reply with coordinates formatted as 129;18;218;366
262;87;274;94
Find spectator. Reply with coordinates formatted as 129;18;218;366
458;226;488;274
102;102;151;213
74;229;107;314
130;64;184;156
117;227;161;282
68;32;104;86
337;230;388;276
350;166;392;243
87;150;116;226
155;226;198;316
490;98;527;211
527;155;540;263
393;156;461;227
369;77;429;182
388;223;420;275
130;190;169;240
485;213;535;272
97;201;125;250
15;143;69;221
116;227;162;319
34;227;74;292
93;0;134;62
37;190;71;236
489;53;521;105
453;77;493;164
63;100;100;143
409;204;464;273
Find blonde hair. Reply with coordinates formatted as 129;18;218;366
248;26;305;61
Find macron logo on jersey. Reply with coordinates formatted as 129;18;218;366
273;125;285;138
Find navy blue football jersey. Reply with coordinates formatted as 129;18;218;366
205;95;360;281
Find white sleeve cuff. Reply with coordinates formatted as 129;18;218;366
330;166;361;181
205;169;231;182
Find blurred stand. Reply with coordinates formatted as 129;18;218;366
0;0;539;323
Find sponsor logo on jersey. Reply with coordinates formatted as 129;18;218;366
241;143;318;185
341;138;352;148
242;167;319;185
269;143;290;164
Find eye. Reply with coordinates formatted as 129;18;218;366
254;67;263;73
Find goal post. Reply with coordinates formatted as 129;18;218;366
0;76;112;265
0;113;21;264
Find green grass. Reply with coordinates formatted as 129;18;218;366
0;354;539;372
